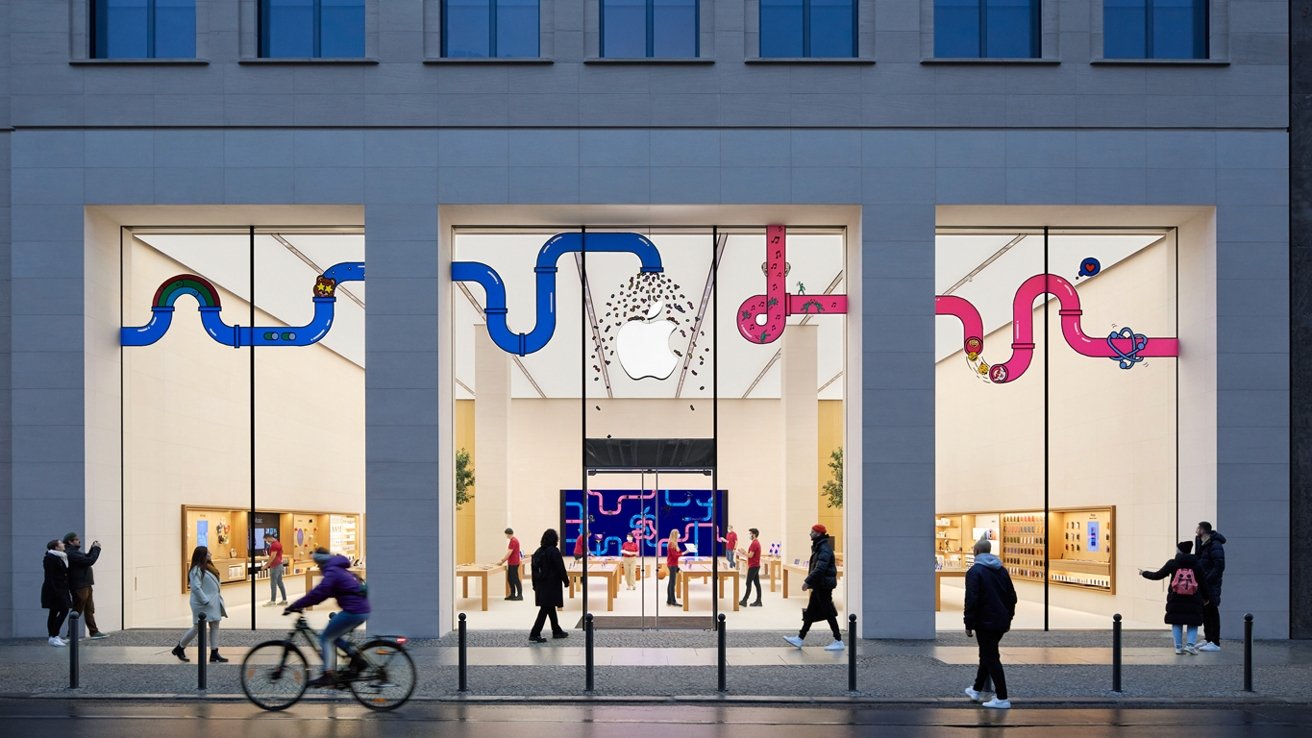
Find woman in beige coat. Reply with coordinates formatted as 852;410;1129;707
171;546;228;663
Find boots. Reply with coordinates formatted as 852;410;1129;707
209;649;228;663
171;644;189;662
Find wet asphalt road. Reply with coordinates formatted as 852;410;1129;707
0;700;1309;736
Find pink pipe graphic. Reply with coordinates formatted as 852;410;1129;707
936;273;1180;384
737;225;848;344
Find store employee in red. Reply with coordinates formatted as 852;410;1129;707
739;527;763;607
721;525;739;569
665;529;682;607
264;533;287;606
498;528;523;601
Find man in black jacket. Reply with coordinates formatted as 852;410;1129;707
783;524;844;651
963;536;1016;709
1195;521;1227;651
63;532;107;639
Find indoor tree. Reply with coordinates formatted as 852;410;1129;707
456;448;475;509
822;447;843;509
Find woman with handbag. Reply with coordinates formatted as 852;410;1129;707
665;529;682;607
529;528;571;643
171;546;228;663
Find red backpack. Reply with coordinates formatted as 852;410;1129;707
1170;567;1199;596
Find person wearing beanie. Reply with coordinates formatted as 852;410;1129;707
963;535;1017;709
62;532;107;639
285;547;371;688
1141;540;1211;655
783;524;843;651
41;539;73;647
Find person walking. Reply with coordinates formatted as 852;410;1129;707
529;528;570;643
739;528;763;607
63;533;107;640
263;532;287;606
1194;521;1226;651
42;539;72;647
498;527;524;601
784;524;843;651
720;525;738;569
171;546;228;663
665;529;683;607
962;536;1017;709
621;533;639;590
1141;540;1211;656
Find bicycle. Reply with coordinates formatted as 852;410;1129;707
240;613;416;711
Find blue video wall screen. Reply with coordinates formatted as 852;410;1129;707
562;489;728;559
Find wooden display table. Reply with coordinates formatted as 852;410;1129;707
760;555;782;592
678;561;741;611
781;562;844;599
456;564;502;612
565;562;618;612
935;569;967;611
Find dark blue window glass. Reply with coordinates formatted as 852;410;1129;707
261;0;365;58
760;0;854;58
92;0;196;59
934;0;1038;58
602;0;697;58
1104;0;1207;59
442;0;539;58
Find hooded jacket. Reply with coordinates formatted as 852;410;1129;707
804;534;838;590
964;553;1017;633
66;542;100;590
1194;531;1226;603
290;554;370;615
1141;552;1211;626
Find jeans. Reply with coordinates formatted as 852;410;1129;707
743;566;762;604
1172;624;1198;650
973;628;1008;700
268;563;286;602
1202;603;1221;645
726;549;736;568
178;617;221;650
666;566;680;604
321;611;368;673
47;607;69;638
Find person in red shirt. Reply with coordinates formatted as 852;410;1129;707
720;526;739;569
665;529;682;607
573;530;585;561
738;527;763;607
497;527;523;601
263;533;287;606
621;534;639;590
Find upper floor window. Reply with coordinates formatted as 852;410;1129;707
260;0;365;58
934;0;1039;58
760;0;856;58
92;0;196;59
1104;0;1208;59
602;0;698;58
442;0;540;58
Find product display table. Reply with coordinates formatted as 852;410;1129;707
303;568;367;610
679;561;741;611
456;564;503;612
565;562;618;612
760;555;782;592
588;556;646;591
935;568;967;611
781;562;844;599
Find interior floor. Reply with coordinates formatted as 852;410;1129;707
936;581;1161;631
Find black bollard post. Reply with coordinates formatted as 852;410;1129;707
458;613;468;692
1112;613;1122;693
1244;613;1254;692
848;614;857;692
717;613;727;693
196;613;207;691
67;611;80;689
585;613;595;692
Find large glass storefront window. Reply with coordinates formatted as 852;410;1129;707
935;226;1178;629
121;227;365;631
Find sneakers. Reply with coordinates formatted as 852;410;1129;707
87;632;110;640
1184;644;1198;655
981;697;1011;709
964;686;985;702
262;601;278;607
171;644;189;662
1197;642;1221;652
48;636;67;647
1174;647;1184;654
278;600;288;605
783;635;804;649
824;640;846;652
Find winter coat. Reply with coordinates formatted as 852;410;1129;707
41;551;73;610
1194;532;1226;605
188;567;227;623
804;535;838;591
1141;553;1211;626
964;553;1018;633
66;543;100;590
531;545;569;609
290;555;370;615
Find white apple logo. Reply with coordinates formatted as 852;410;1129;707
616;302;678;381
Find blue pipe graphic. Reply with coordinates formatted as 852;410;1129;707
121;262;365;348
452;232;664;356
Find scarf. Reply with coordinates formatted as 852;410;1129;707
47;549;69;567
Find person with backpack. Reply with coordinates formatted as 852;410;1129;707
1140;541;1211;655
284;547;370;687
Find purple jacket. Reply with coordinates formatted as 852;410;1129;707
290;555;370;615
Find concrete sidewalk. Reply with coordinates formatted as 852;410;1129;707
2;629;1309;705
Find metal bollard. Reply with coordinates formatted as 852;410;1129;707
67;611;80;689
585;613;595;692
1244;613;1254;692
196;613;207;691
1112;613;1122;693
458;613;468;692
848;614;857;692
717;613;727;693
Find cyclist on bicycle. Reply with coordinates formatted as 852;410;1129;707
284;547;370;688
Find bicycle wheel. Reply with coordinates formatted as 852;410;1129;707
241;640;309;711
348;640;417;711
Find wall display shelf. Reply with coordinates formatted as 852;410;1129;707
1049;507;1115;594
180;505;363;591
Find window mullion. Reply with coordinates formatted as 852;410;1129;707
1145;0;1154;58
147;0;157;58
802;0;811;57
647;0;655;58
490;0;498;57
314;0;323;57
979;0;988;58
